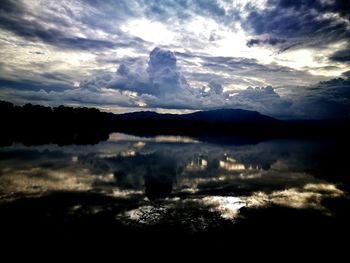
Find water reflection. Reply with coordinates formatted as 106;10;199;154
219;156;245;171
0;133;349;231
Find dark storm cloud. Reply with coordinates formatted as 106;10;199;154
0;0;22;13
246;38;286;47
0;13;116;50
288;77;350;119
0;0;148;51
244;0;350;51
0;78;71;92
329;46;350;62
0;1;116;49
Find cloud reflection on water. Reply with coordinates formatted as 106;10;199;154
0;133;348;227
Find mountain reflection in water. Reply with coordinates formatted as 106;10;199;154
0;133;349;251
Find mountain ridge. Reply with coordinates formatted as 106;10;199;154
114;108;280;124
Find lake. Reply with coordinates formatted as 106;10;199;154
1;133;349;252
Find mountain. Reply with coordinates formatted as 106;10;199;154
114;108;280;124
111;108;284;138
181;109;279;124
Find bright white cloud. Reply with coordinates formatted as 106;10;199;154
121;19;176;45
77;47;292;115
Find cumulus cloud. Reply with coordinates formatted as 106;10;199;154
76;48;350;119
2;45;350;119
78;47;292;116
107;47;189;96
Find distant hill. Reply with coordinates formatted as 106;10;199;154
111;108;282;137
115;108;280;123
184;108;278;123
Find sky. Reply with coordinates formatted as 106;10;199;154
0;0;349;119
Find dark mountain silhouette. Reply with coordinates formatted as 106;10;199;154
1;100;349;146
116;108;278;123
183;109;279;123
111;108;284;139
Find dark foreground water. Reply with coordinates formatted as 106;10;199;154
1;133;349;254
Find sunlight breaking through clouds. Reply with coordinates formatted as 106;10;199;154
1;0;349;119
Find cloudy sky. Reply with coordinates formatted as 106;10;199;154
0;0;349;119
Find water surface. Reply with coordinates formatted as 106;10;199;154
1;133;349;248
